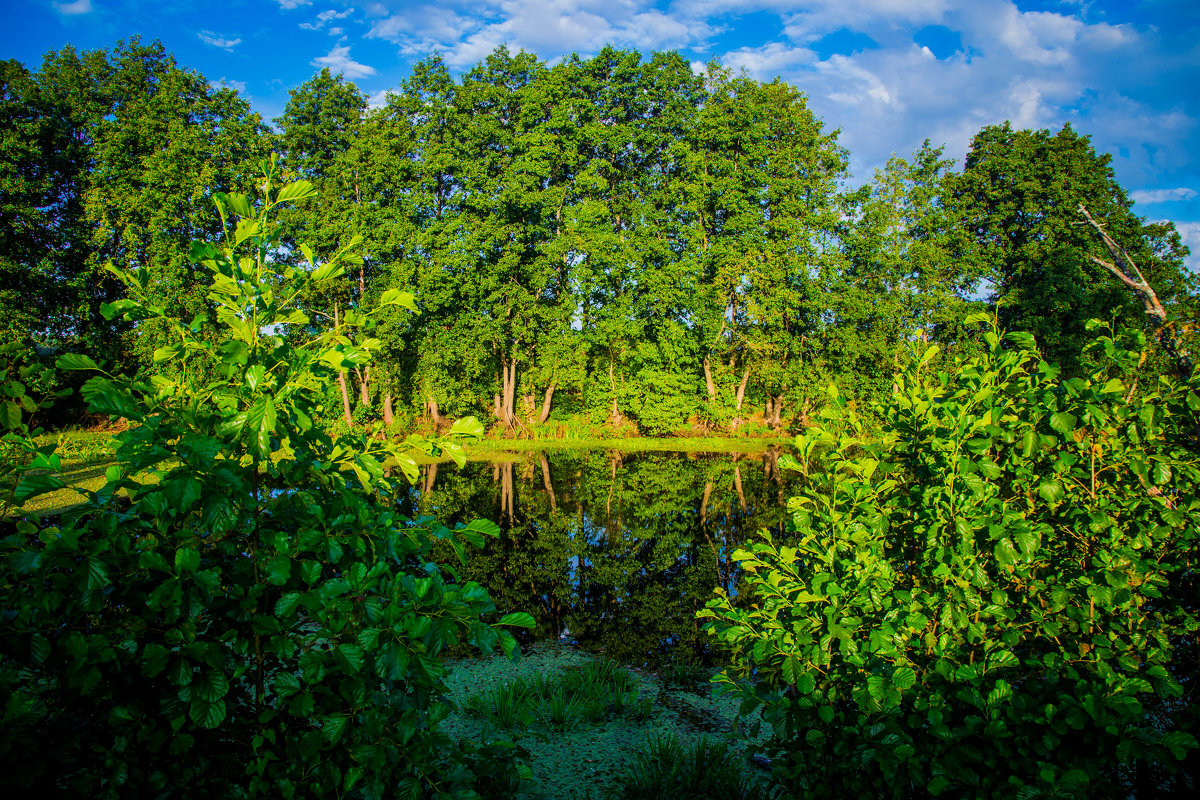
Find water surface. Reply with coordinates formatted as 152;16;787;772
399;448;798;667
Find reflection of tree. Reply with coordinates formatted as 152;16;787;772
396;450;796;666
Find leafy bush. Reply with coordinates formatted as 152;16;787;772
701;319;1199;799
0;158;531;798
0;343;67;517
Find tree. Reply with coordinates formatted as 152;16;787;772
0;160;528;797
1;40;269;374
954;122;1195;372
703;321;1200;798
832;141;982;398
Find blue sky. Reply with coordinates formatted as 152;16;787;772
6;0;1199;267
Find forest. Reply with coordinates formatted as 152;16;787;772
3;38;1196;436
1;37;1199;800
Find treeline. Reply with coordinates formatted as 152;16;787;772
2;39;1196;434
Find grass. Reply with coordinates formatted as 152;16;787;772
464;436;792;458
13;427;793;516
442;641;771;800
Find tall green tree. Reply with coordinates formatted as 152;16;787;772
833;141;981;398
1;40;268;374
954;122;1195;372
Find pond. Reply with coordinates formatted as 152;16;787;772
397;447;800;668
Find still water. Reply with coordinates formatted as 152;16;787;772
398;448;799;667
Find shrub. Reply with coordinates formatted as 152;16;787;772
701;318;1199;799
0;157;532;798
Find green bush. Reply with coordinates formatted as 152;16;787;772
0;158;532;798
701;318;1199;799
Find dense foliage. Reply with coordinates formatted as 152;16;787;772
702;320;1199;798
5;41;1195;435
0;161;532;797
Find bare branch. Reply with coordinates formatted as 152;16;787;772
1078;204;1192;378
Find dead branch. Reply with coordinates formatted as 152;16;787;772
1078;204;1192;378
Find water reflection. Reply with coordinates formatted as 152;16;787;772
398;448;797;668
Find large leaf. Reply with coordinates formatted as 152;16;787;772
56;353;100;372
276;180;317;204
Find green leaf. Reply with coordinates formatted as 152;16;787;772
142;644;169;677
14;473;66;502
224;192;253;218
1038;480;1064;504
175;548;201;574
276;180;317;204
56;353;100;371
1049;411;1077;436
311;261;346;283
153;345;183;365
189;698;226;729
379;289;419;313
498;612;536;629
275;672;301;698
163;476;203;513
321;714;348;744
336;644;364;674
447;416;484;439
1162;731;1198;760
892;666;917;690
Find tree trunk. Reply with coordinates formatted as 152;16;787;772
499;461;514;524
334;300;352;427
505;359;517;427
730;366;751;431
703;357;716;399
358;365;370;407
733;463;747;512
607;358;623;426
382;392;394;428
427;397;441;429
538;382;556;425
700;477;714;525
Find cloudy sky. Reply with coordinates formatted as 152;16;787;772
7;0;1200;266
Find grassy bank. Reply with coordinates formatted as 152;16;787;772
443;641;772;799
16;430;794;516
463;435;792;458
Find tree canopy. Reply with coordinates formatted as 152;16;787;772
3;40;1195;434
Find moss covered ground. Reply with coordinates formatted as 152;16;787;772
442;641;770;799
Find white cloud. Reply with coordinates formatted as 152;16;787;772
311;45;378;78
1132;188;1198;205
366;88;392;109
54;0;93;14
366;0;716;68
217;78;248;94
275;0;314;9
197;31;243;51
301;7;356;30
1170;222;1200;271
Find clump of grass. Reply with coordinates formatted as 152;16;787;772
465;681;535;730
461;658;648;734
614;732;773;800
661;662;713;694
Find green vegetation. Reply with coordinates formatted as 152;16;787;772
0;160;530;797
702;319;1199;798
5;41;1195;439
440;642;769;800
2;33;1199;800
